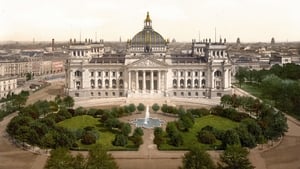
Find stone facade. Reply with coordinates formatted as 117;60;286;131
65;12;232;99
0;76;18;98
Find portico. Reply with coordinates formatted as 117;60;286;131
127;69;167;95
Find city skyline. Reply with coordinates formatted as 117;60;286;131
0;0;299;43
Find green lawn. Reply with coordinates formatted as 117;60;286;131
241;83;276;106
57;115;99;129
240;83;263;98
57;115;136;150
159;115;239;150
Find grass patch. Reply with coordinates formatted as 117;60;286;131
159;115;239;150
240;83;263;98
57;115;136;150
240;83;275;106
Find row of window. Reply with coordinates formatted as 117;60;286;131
173;70;223;77
173;71;205;77
90;79;124;89
75;91;124;97
173;79;206;88
173;91;222;97
74;70;123;77
73;91;222;98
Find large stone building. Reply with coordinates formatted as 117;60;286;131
65;12;232;99
0;76;18;99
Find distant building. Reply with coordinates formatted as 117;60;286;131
0;76;18;98
65;12;232;99
271;37;275;45
237;37;241;44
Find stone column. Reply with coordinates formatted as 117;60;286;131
150;70;154;92
212;70;215;89
158;71;161;91
143;70;146;92
135;71;139;91
184;71;187;88
177;70;180;88
109;70;112;88
164;71;167;95
128;71;131;90
191;71;194;88
101;70;104;89
70;70;73;89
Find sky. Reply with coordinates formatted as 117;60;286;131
0;0;299;42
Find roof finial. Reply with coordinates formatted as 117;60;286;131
145;11;151;22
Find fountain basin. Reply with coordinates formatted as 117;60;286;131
131;118;165;129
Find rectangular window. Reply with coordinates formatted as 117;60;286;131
173;71;177;76
181;72;184;77
195;72;198;76
105;72;109;77
188;72;191;77
112;72;116;77
98;72;101;77
91;72;94;77
202;72;205;76
119;72;123;77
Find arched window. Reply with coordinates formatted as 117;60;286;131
98;79;102;88
90;79;95;88
214;70;222;77
119;79;124;88
105;79;109;88
180;79;184;88
194;79;199;88
201;79;206;88
75;70;82;77
173;79;177;88
112;79;117;88
187;79;192;88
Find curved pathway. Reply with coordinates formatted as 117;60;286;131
234;86;300;169
0;81;64;169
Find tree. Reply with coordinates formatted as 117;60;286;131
161;104;168;114
45;145;118;169
180;146;216;169
63;96;74;108
170;131;183;146
128;103;136;113
86;144;119;169
221;95;232;108
81;131;97;145
235;67;248;87
45;148;73;169
166;121;178;137
12;94;27;109
221;129;240;149
197;130;216;144
131;135;143;147
133;127;144;137
137;103;145;113
121;123;131;137
218;145;254;169
152;103;160;113
113;134;127;146
177;113;194;131
154;127;165;146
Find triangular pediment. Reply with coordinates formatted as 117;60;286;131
128;57;168;68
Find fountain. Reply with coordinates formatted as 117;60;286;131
144;106;150;124
131;105;165;129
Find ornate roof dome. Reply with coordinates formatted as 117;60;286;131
129;12;167;53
